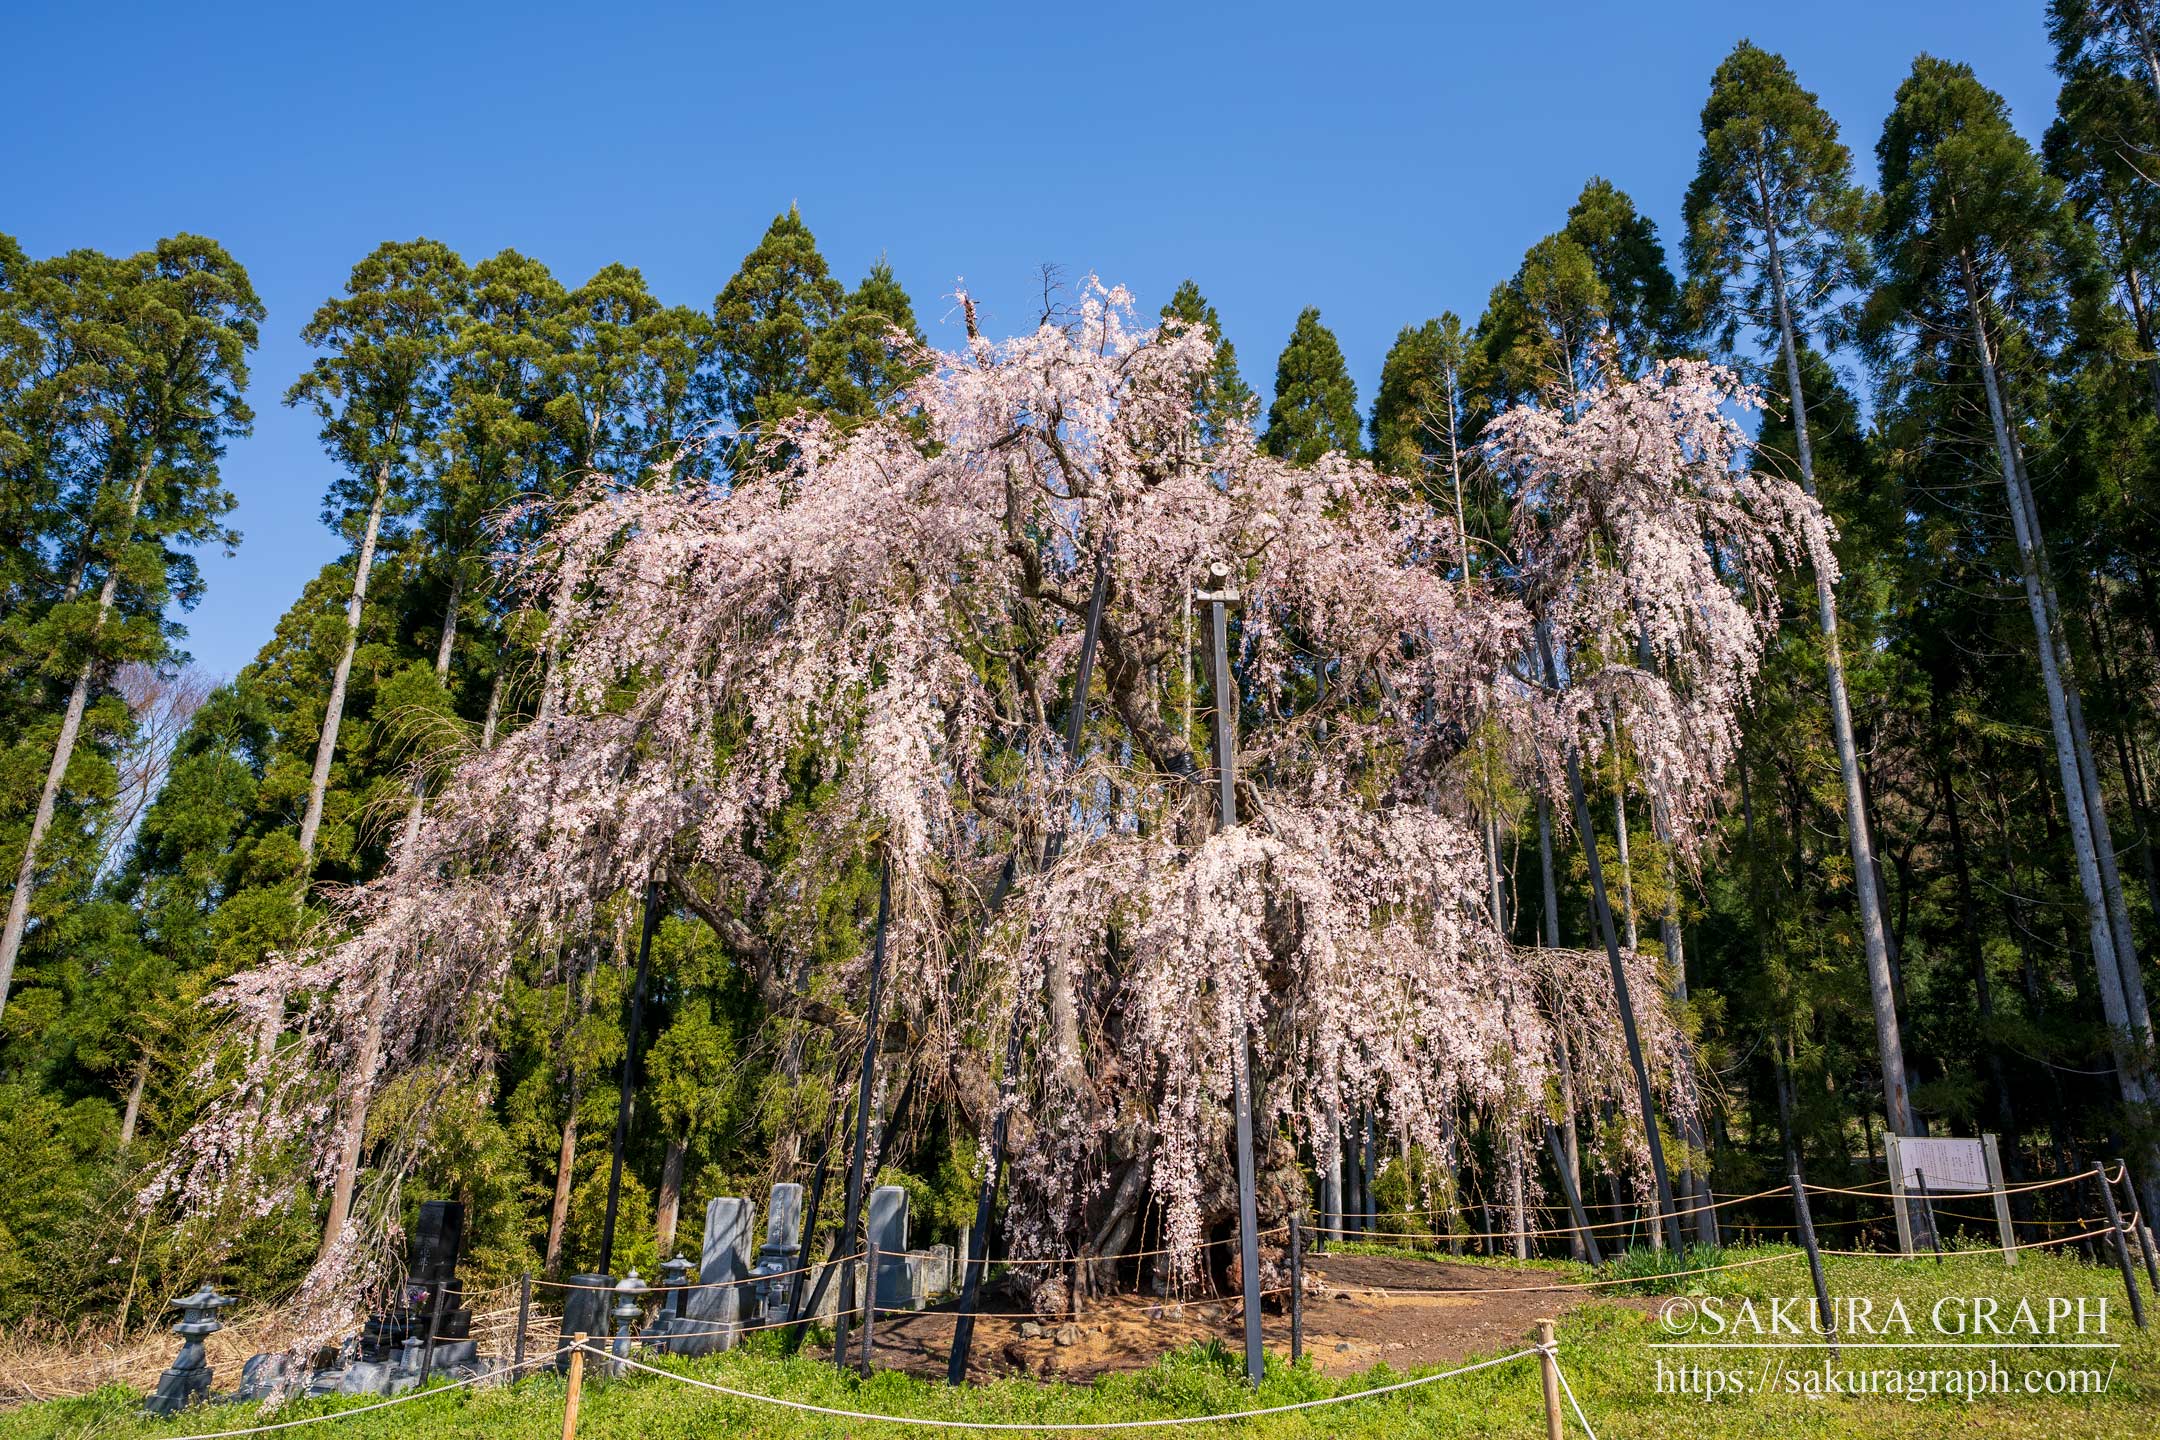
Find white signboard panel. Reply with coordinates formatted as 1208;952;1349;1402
1894;1136;1990;1193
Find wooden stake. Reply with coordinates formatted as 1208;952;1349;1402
1535;1319;1562;1440
513;1272;532;1372
561;1333;585;1440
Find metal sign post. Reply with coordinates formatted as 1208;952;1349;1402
1886;1134;1913;1256
1982;1133;2016;1268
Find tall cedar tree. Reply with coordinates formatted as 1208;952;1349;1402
0;238;258;1023
1680;41;1919;1145
1565;178;1685;370
1262;306;1361;463
1870;56;2160;1211
1160;280;1256;445
1370;314;1484;572
710;207;846;440
285;240;466;873
2046;64;2160;417
2048;0;2160;108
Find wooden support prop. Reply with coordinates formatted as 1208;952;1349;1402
1545;1123;1602;1265
511;1269;533;1373
418;1270;448;1383
2112;1159;2160;1292
1535;1319;1563;1440
784;1088;845;1354
833;862;893;1367
1543;619;1682;1257
2094;1164;2148;1330
949;556;1110;1387
860;1237;878;1375
1289;1211;1304;1366
1913;1168;1943;1262
561;1333;585;1440
600;880;663;1276
1791;1168;1838;1361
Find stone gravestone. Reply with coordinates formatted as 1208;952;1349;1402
919;1243;954;1302
683;1196;757;1353
752;1182;804;1322
867;1185;915;1312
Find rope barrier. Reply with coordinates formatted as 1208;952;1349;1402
531;1254;844;1293
1548;1344;1601;1440
586;1339;1547;1430
153;1345;567;1439
1330;1249;1803;1296
530;1225;1304;1296
849;1285;1297;1326
989;1227;1292;1266
1315;1181;1787;1234
1818;1225;2117;1258
1803;1169;2093;1202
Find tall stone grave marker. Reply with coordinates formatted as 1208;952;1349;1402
684;1196;756;1352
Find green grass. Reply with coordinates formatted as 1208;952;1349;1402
4;1247;2152;1438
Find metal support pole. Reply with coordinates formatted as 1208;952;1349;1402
1232;1037;1264;1386
600;879;663;1276
1791;1168;1838;1361
833;862;892;1366
1289;1212;1304;1366
2095;1164;2149;1330
1203;563;1264;1389
513;1272;532;1372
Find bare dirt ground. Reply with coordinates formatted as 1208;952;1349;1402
866;1251;1656;1383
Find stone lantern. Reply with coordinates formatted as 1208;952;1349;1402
609;1271;649;1371
143;1284;235;1416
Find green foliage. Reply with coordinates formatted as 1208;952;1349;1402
1682;40;1871;364
1262;307;1362;464
1160;279;1256;445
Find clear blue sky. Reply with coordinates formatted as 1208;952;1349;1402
5;0;2060;681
